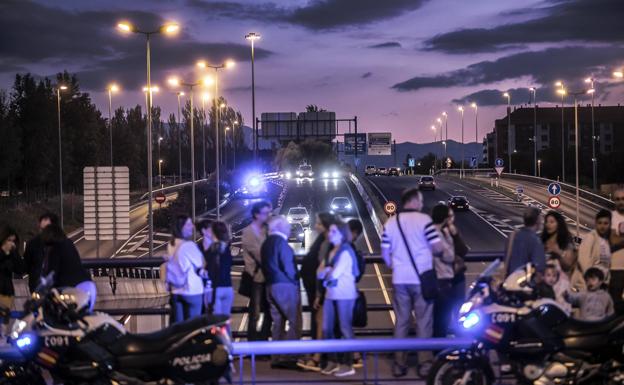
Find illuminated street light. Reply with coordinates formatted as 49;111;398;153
614;71;623;78
585;77;597;190
167;75;211;227
529;87;538;176
502;92;512;173
471;102;478;171
246;32;261;161
116;19;179;255
442;111;448;165
56;84;68;228
555;81;566;182
200;91;211;180
107;82;120;246
457;106;464;178
196;60;236;220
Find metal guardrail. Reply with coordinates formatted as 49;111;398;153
231;338;473;385
138;177;210;201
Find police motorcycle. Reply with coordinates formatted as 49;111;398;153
9;273;232;384
428;261;624;385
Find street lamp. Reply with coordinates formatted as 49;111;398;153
245;32;261;161
157;136;163;187
117;20;179;257
529;87;538;176
585;77;597;190
442;112;448;166
158;159;164;188
458;106;464;178
167;75;212;227
557;84;567;175
107;83;119;168
503;92;512;174
431;125;437;172
196;59;236;220
471;102;478;169
201;91;210;180
175;91;185;183
538;159;542;177
56;84;68;229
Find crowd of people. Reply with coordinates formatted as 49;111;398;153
1;185;624;379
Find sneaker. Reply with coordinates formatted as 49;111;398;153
353;357;364;369
392;363;408;378
334;365;355;377
321;362;339;375
297;359;321;372
417;361;433;379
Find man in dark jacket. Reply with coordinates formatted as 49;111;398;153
23;212;58;292
261;215;301;367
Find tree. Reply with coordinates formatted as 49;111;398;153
305;104;327;113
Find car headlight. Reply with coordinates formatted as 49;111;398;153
331;204;338;209
345;204;352;209
9;319;28;340
287;216;293;222
460;311;481;330
286;172;292;179
322;172;329;178
303;216;309;222
308;172;313;176
332;171;339;178
297;171;302;176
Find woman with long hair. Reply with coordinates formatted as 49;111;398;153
165;215;204;323
203;221;233;318
0;226;23;336
542;210;582;288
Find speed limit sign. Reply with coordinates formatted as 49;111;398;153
384;201;397;216
548;196;561;209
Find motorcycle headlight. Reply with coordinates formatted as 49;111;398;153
459;302;473;317
460;311;481;330
9;320;28;340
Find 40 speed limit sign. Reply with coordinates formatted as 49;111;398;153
548;196;561;209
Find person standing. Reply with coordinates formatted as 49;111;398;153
505;207;546;276
541;211;581;289
261;215;301;368
0;226;23;338
41;224;96;311
609;187;624;310
578;209;612;276
318;222;358;377
241;201;272;341
196;219;214;312
165;215;204;323
204;221;233;317
23;212;58;293
430;204;459;338
381;188;445;378
348;219;367;256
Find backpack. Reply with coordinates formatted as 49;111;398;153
351;243;366;283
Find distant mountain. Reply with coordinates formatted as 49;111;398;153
345;140;483;168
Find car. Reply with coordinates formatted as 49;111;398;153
287;206;310;226
388;167;401;176
365;165;377;176
288;222;306;246
447;196;469;211
330;197;352;214
296;164;314;178
321;169;341;179
377;167;388;176
418;176;436;190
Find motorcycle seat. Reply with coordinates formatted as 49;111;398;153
555;314;624;336
109;314;228;355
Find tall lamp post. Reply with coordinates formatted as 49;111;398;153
168;76;212;228
442;111;448;167
568;86;595;237
245;32;261;162
585;77;597;190
471;102;478;169
431;125;437;172
107;84;119;168
117;20;179;257
530;87;538;176
538;159;542;177
56;85;68;229
157;136;163;187
201;92;210;179
175;91;185;183
458;106;464;178
555;81;566;182
503;92;512;174
197;60;236;221
232;120;239;169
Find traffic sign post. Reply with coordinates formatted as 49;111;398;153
155;192;166;206
548;196;561;209
548;182;561;196
384;201;397;216
494;158;504;176
516;186;523;194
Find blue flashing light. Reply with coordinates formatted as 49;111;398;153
461;311;480;330
16;335;33;349
249;176;261;187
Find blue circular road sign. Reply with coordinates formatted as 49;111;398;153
548;182;561;196
495;158;504;167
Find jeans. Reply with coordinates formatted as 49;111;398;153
171;294;203;324
267;283;301;363
433;279;454;338
75;280;97;313
248;282;272;341
393;284;433;367
213;287;234;316
322;298;355;366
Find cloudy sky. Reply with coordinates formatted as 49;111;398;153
1;0;623;142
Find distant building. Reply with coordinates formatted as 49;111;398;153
488;104;624;184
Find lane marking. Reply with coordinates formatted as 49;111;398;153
374;263;396;325
366;177;390;203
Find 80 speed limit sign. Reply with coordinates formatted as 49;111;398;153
384;201;397;215
548;196;561;209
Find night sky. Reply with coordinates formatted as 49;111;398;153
1;0;622;142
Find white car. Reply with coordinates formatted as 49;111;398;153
377;167;388;176
365;165;376;176
296;165;314;178
321;169;341;179
330;197;352;214
287;206;310;226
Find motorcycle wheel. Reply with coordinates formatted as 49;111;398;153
427;357;493;385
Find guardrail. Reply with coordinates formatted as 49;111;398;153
139;177;210;201
231;338;473;385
